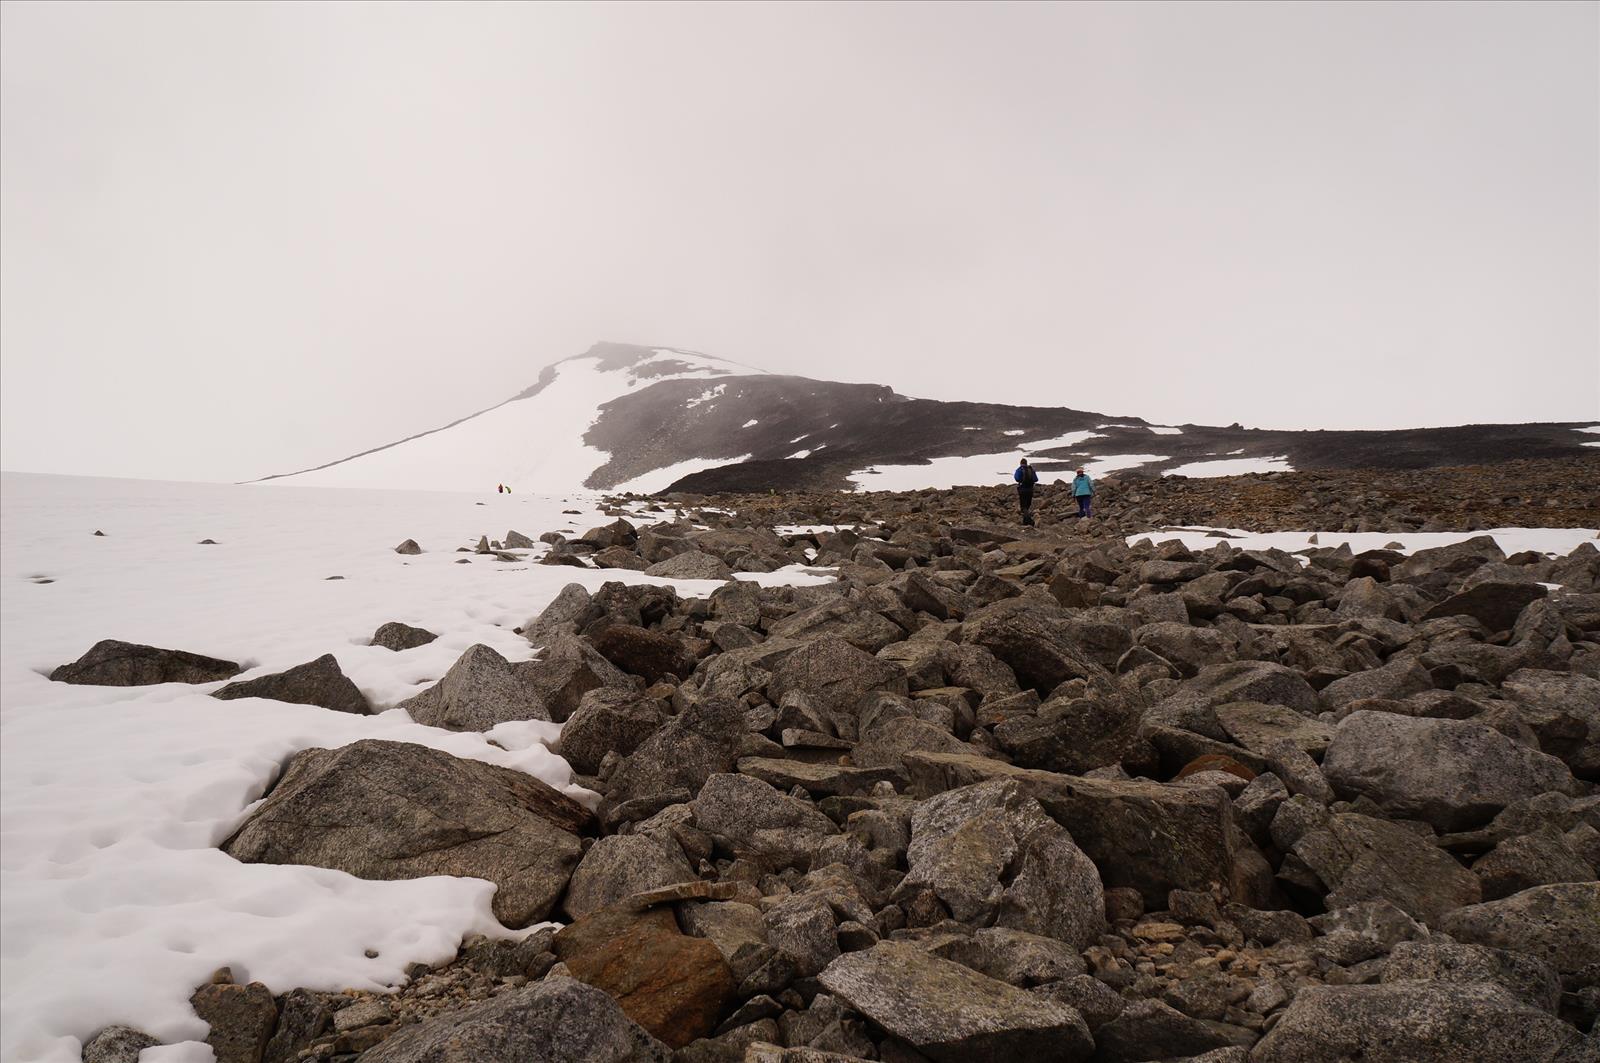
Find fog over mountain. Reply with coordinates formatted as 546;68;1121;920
3;3;1596;482
258;342;1599;496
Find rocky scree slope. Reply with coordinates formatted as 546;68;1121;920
63;468;1600;1063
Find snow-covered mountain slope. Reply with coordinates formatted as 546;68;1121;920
257;342;1600;495
259;344;763;495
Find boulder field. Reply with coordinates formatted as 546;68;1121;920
63;461;1600;1062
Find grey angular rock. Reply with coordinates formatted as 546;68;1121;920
82;1025;161;1063
606;698;745;806
370;622;438;652
1380;939;1562;1012
1148;661;1319;739
764;892;840;977
1322;710;1578;830
50;639;241;686
1319;657;1432;709
899;780;1105;949
1424;580;1548;633
563;833;696;920
213;653;370;715
1214;701;1333;758
690;773;836;851
524;583;603;645
393;539;421;555
1091;998;1253;1063
766;599;904;653
401;643;548;730
1251;982;1586;1062
961;606;1108;695
514;634;633;723
645;551;733;580
818;940;1093;1063
1286;812;1480;926
903;752;1274;909
222;739;590;927
1439;881;1600;984
556;687;665;776
766;636;909;727
361;976;670;1063
1472;825;1596;900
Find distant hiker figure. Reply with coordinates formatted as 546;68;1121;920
497;483;506;494
1072;468;1094;518
1014;458;1039;526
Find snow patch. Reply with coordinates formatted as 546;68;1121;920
1168;456;1293;477
1002;430;1026;436
1147;426;1184;435
788;450;812;460
1083;454;1166;475
741;419;759;429
612;454;752;494
0;473;826;1062
684;384;727;409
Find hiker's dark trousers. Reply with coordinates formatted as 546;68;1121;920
1076;495;1091;518
1018;485;1034;517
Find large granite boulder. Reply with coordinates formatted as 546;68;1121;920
556;688;666;776
1321;711;1578;830
50;639;241;686
361;976;670;1063
818;941;1094;1063
766;600;904;653
605;698;744;806
1282;813;1480;926
513;634;634;723
1251;982;1586;1062
562;834;696;920
400;644;548;731
903;752;1273;909
897;780;1105;949
1438;882;1600;985
222;739;591;927
213;654;370;714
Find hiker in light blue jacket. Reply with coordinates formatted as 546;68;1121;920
1071;468;1094;518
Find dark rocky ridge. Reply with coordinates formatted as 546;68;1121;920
254;341;1598;492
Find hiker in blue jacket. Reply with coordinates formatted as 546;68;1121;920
1072;468;1094;518
1014;458;1039;525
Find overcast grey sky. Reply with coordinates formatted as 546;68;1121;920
2;1;1596;482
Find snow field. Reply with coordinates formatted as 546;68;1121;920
266;349;757;495
1167;456;1294;477
0;473;826;1062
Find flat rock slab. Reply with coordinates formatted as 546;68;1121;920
1322;711;1577;831
736;756;904;796
213;653;370;714
51;639;241;686
1214;701;1334;758
223;739;591;927
1252;982;1587;1062
817;940;1093;1063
